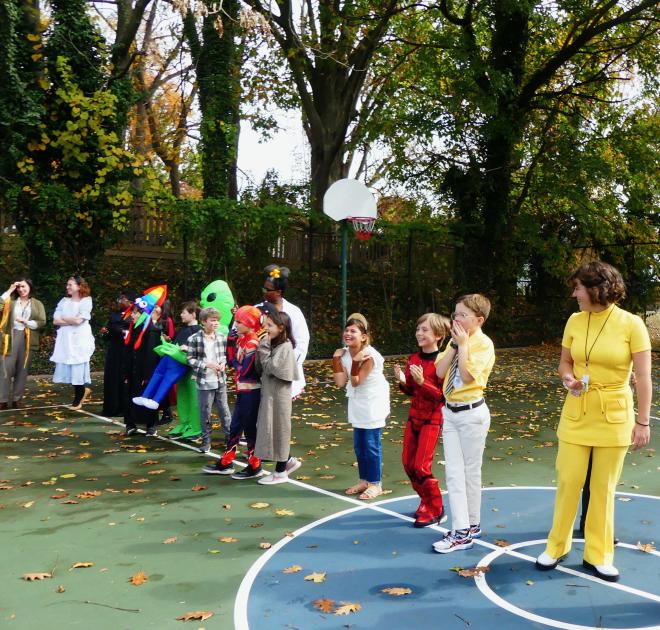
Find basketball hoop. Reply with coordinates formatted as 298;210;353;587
350;216;375;241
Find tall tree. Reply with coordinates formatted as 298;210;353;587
182;0;241;199
377;0;659;301
242;0;407;211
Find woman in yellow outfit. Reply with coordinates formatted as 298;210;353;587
536;261;652;582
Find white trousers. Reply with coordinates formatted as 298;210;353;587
442;402;490;531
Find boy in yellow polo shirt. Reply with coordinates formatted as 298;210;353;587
432;294;495;553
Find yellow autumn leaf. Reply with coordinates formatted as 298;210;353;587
128;571;148;585
313;598;335;613
70;562;94;569
219;536;239;543
637;541;656;553
250;502;270;509
162;537;177;544
282;565;302;574
304;572;326;583
275;508;295;516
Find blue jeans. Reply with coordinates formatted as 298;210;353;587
353;427;382;484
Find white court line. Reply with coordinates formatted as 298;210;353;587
234;490;660;630
16;406;660;622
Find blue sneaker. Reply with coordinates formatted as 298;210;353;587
469;523;482;539
432;529;473;553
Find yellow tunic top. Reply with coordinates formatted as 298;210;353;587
437;328;495;403
558;303;651;447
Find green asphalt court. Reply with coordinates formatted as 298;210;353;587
1;345;658;628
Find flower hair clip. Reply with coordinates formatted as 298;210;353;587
269;267;281;279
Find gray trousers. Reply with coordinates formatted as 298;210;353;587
0;332;32;403
197;384;231;448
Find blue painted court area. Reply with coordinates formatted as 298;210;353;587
237;488;660;629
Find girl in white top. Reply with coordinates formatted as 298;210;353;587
51;276;95;409
332;313;390;500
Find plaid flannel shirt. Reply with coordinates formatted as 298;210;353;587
186;329;227;390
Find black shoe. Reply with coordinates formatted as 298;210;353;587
146;427;157;437
231;466;262;480
124;427;137;436
203;464;234;475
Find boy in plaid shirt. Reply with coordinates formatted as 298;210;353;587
186;307;231;453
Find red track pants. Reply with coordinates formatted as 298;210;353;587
402;418;443;518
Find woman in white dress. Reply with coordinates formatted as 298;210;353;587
51;276;95;409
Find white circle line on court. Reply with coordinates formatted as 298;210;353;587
475;539;660;630
233;490;660;629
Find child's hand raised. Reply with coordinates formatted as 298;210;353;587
394;364;406;384
409;364;424;385
451;321;469;347
352;349;372;364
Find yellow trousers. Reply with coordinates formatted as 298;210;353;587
545;440;628;566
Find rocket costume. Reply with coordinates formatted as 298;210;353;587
400;349;446;527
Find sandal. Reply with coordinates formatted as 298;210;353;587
345;481;369;496
359;484;383;500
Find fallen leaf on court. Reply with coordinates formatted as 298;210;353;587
259;542;272;549
176;610;213;621
494;539;510;547
22;572;52;581
305;572;326;583
219;536;239;543
143;459;160;465
382;587;412;596
128;571;148;585
56;585;65;593
282;565;302;574
222;504;231;509
76;491;102;499
250;502;270;509
191;484;207;492
77;452;92;459
70;562;94;569
449;566;462;573
122;488;143;494
318;475;335;479
296;475;311;480
59;473;76;479
132;478;150;484
637;541;656;553
21;501;35;508
526;580;534;586
162;537;177;544
335;602;361;615
169;476;181;481
51;492;68;499
148;469;166;475
61;499;78;504
457;566;489;578
275;508;295;516
313;598;335;613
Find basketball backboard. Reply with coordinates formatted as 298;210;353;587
323;178;377;222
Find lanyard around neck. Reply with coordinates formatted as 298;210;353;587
584;306;614;369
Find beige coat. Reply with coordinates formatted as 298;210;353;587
254;338;300;462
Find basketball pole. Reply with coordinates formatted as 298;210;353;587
341;218;348;328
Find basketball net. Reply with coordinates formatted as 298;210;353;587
350;217;375;241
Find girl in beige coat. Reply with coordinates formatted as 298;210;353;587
255;307;302;485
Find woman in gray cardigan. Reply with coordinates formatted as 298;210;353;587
0;278;47;409
254;307;302;485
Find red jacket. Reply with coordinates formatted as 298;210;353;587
399;350;444;424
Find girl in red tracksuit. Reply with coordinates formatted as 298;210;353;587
394;313;451;528
204;305;264;479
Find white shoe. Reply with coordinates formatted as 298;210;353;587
583;560;619;582
142;398;159;410
132;397;145;406
284;457;301;475
535;551;561;570
258;472;288;485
